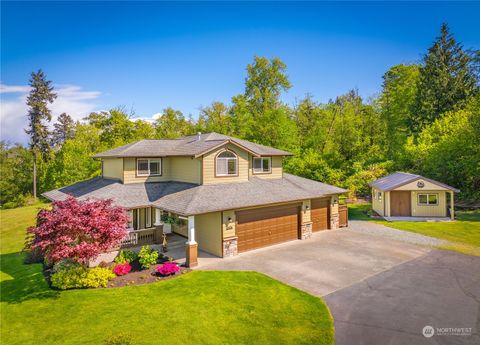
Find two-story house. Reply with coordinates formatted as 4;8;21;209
43;132;347;266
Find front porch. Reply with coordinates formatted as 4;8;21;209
91;232;218;267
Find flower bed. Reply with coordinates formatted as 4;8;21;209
106;247;190;288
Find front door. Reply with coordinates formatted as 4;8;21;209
390;191;411;216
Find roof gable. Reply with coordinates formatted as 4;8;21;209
369;172;460;193
93;132;292;158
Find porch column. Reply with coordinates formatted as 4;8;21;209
153;208;163;244
127;210;134;231
185;215;198;267
450;191;455;220
154;208;162;226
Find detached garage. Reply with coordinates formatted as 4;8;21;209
369;172;460;220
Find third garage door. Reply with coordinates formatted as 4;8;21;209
311;198;330;231
236;204;300;253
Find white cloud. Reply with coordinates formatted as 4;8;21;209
0;84;101;144
129;112;161;123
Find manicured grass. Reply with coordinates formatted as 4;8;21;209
348;203;480;256
0;205;334;345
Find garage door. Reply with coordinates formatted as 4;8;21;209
311;198;330;231
236;204;300;253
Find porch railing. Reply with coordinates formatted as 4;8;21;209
121;227;162;247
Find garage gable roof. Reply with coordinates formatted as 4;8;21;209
368;172;460;193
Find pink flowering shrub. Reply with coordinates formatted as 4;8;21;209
27;196;128;265
156;262;180;276
113;262;131;276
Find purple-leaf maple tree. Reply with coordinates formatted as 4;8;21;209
28;196;128;265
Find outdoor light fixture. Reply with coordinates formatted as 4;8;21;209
305;205;310;210
228;217;232;222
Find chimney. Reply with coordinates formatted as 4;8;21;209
197;132;202;141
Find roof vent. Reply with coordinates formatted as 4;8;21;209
197;132;202;141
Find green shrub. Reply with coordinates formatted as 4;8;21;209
51;264;115;290
80;267;116;288
104;333;136;345
138;245;158;269
114;250;137;264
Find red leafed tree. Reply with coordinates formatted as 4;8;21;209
28;196;128;265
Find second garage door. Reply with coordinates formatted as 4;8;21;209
236;204;300;253
311;198;330;231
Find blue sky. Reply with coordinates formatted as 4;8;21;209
1;1;479;143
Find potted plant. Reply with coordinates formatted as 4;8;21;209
161;214;176;234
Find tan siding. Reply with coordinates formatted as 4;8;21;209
169;157;201;184
411;191;447;217
301;200;311;223
202;144;249;185
123;157;171;184
102;158;124;181
372;188;385;216
395;179;448;191
250;156;283;179
222;210;236;239
196;212;222;256
330;196;339;216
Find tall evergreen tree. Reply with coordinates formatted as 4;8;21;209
52;112;75;147
410;23;478;133
25;69;57;199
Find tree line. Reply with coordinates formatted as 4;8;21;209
1;23;479;208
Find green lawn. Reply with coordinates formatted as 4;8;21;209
0;204;334;345
348;203;480;256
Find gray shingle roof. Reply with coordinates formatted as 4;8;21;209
42;174;347;215
93;132;292;158
368;172;460;192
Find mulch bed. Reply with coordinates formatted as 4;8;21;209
37;253;191;289
107;261;191;288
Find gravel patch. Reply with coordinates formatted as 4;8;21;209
348;220;449;247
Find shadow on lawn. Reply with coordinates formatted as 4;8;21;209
0;252;59;304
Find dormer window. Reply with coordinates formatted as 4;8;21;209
253;157;271;174
216;151;238;176
137;158;161;176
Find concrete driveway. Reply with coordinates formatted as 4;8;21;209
200;227;429;296
201;223;480;344
325;249;480;345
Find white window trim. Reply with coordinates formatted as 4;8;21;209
216;151;238;177
137;158;162;176
253;157;272;174
418;193;439;206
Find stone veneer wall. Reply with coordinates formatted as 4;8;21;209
300;221;312;240
223;237;238;257
330;195;340;230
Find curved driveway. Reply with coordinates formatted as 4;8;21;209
200;222;480;344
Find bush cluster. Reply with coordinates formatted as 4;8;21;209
138;246;158;269
51;261;115;289
114;250;137;264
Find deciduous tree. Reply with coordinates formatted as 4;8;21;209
27;197;128;265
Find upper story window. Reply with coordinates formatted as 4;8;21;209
216;151;238;176
418;193;438;206
253;157;271;174
137;158;161;176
